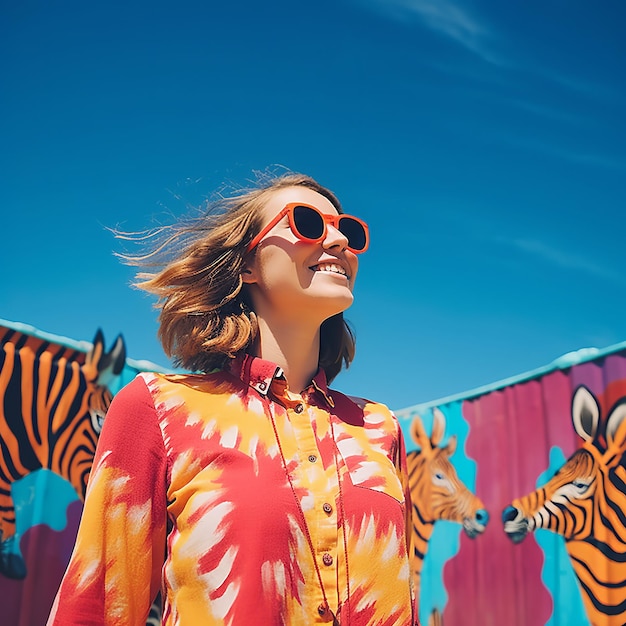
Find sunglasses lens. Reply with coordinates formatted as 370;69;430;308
293;205;325;240
339;217;368;252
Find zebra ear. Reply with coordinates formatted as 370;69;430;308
84;329;106;377
431;408;446;447
571;386;600;442
96;334;127;386
411;414;432;453
445;434;457;456
86;329;105;364
106;334;127;376
606;399;626;452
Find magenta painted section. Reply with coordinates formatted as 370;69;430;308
540;369;581;460
443;383;554;625
2;501;82;626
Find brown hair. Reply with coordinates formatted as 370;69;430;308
119;172;356;382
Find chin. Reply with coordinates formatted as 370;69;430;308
326;293;355;316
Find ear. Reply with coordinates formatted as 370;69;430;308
606;399;626;452
572;385;600;442
83;329;106;383
431;407;446;447
85;329;105;370
445;434;457;456
106;334;127;376
411;414;433;455
241;263;257;285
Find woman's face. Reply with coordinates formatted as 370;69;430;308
243;186;359;325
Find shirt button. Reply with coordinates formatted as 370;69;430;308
323;502;333;514
317;604;327;616
294;403;304;413
308;454;317;463
322;553;333;566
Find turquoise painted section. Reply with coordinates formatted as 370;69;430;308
535;447;588;626
420;520;461;622
412;401;479;624
11;469;80;557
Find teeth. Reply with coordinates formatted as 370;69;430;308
313;263;347;276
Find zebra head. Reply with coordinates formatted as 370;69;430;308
82;329;126;434
503;385;626;544
408;408;489;538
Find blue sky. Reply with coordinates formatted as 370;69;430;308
2;0;625;410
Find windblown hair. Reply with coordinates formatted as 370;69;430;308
118;172;356;382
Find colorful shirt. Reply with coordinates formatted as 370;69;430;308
48;355;416;625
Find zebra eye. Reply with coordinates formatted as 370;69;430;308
432;471;453;491
572;479;590;493
89;407;107;434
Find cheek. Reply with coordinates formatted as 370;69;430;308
257;251;304;288
348;255;359;284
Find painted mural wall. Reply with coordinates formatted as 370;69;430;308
1;316;625;625
396;343;626;626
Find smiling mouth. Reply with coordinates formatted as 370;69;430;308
310;263;349;279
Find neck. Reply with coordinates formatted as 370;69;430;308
253;316;321;394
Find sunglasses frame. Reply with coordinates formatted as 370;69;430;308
246;202;370;254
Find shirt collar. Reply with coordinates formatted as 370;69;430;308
230;353;334;408
231;353;283;395
309;369;335;408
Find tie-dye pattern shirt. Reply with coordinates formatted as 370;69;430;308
48;354;416;625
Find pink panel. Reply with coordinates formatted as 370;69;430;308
442;384;554;625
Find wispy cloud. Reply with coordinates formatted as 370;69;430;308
545;71;623;102
356;0;622;105
492;132;626;172
360;0;505;66
499;98;585;126
506;238;625;286
543;145;626;172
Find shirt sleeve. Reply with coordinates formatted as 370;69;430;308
392;417;413;561
47;375;168;626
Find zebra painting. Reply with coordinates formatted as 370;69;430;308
0;327;126;579
503;385;626;625
407;408;489;604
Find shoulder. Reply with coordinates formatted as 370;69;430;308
329;389;400;433
105;372;214;424
137;370;239;395
126;371;246;421
99;375;164;450
109;374;155;411
329;388;395;416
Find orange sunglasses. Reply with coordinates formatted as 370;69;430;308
246;203;369;254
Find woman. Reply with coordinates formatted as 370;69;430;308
48;173;417;625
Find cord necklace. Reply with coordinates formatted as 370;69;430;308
269;407;351;625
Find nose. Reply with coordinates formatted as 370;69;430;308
502;506;518;523
475;509;489;526
323;224;349;251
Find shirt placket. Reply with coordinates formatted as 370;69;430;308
280;393;340;622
